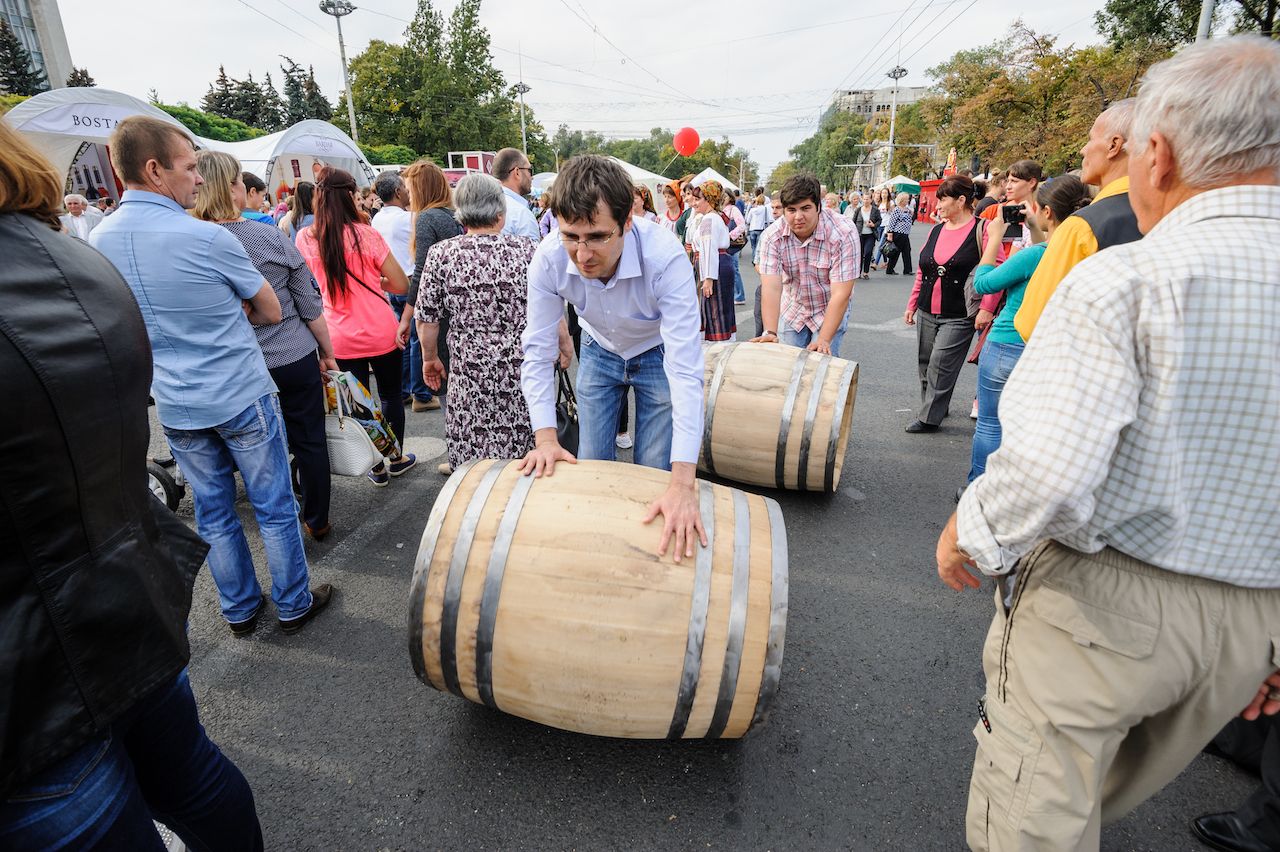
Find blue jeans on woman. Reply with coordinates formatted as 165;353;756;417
729;246;746;303
389;294;432;403
0;671;262;851
576;332;672;470
968;339;1025;482
163;393;313;624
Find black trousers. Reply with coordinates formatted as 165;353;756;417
337;348;406;459
1212;715;1280;847
886;232;913;274
269;354;330;530
859;232;877;275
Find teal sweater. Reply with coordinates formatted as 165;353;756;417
974;243;1045;346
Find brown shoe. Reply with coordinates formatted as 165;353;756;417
305;522;332;542
437;462;453;476
279;584;334;634
411;397;441;412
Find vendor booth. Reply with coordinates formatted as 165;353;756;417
608;156;670;205
690;167;740;193
205;120;376;198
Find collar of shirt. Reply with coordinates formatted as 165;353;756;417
1094;175;1129;202
1148;183;1280;233
119;189;188;215
502;185;528;205
560;226;641;290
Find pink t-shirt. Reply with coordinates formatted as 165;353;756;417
298;222;396;359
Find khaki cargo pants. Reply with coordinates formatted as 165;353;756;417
966;540;1280;852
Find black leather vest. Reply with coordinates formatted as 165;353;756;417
918;218;982;319
1074;191;1142;251
0;213;208;795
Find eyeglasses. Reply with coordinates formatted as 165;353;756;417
559;229;617;250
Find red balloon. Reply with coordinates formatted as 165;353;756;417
673;127;700;157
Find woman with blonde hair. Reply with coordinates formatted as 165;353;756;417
194;149;337;539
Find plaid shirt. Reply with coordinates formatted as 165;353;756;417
757;208;860;333
957;185;1280;588
885;207;914;234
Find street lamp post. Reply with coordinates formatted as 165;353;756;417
319;0;359;144
514;82;531;155
885;65;908;182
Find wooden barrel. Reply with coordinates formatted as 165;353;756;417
699;343;859;492
407;459;788;739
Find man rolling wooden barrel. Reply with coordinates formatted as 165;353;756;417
519;155;708;562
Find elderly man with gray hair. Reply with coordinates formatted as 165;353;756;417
933;35;1280;851
59;193;101;240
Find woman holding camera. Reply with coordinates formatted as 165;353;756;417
902;175;1002;434
982;159;1044;255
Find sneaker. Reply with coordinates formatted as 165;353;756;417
615;433;633;450
368;464;389;487
389;453;417;476
733;300;746;305
412;397;440;412
970;399;979;420
278;584;335;634
437;462;453;476
228;594;268;637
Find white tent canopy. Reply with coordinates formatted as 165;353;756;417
878;174;922;190
608;156;670;203
4;88;376;198
690;167;740;193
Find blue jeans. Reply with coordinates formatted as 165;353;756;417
729;247;746;302
968;339;1025;482
779;304;852;355
163;394;313;622
389;294;431;402
0;671;262;851
747;229;763;255
576;333;672;470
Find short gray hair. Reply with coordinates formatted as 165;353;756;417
1099;98;1135;147
453;173;505;229
1131;35;1280;188
64;193;88;205
373;171;404;203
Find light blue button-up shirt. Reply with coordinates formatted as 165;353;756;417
91;190;276;430
520;216;704;464
501;185;541;241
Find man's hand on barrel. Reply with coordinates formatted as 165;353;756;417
518;428;577;478
806;338;832;356
936;511;982;592
643;462;708;564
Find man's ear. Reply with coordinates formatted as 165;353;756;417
142;158;165;191
1107;134;1126;161
1148;132;1178;192
621;212;634;233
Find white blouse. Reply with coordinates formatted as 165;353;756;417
687;210;729;282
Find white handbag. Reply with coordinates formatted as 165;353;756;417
323;373;384;477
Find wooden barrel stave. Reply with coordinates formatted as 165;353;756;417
408;460;787;739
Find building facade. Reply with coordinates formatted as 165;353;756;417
834;85;930;119
2;0;73;89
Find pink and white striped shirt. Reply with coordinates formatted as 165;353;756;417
757;208;860;333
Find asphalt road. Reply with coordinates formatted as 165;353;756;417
162;223;1256;851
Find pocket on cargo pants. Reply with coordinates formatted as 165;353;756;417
966;697;1043;851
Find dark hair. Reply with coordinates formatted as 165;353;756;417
109;115;193;186
973;179;988;199
312;167;372;304
779;173;822;209
935;174;977;209
1008;160;1044;183
1035;174;1091;223
632;184;656;215
291;181;315;217
493;147;526;181
373;170;404;203
549;154;633;228
241;171;267;195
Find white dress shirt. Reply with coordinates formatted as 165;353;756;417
957;184;1280;589
520;217;704;464
502;185;541;241
370;204;414;277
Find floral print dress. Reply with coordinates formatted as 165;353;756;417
415;233;538;467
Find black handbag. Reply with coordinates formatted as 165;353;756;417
880;237;901;263
555;365;579;455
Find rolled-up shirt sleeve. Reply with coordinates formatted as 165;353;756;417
520;250;564;435
653;253;705;464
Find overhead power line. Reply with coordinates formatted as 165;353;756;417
233;0;339;56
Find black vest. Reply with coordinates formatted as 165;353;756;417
1073;191;1142;250
918;218;982;319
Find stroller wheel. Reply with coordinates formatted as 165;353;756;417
147;460;184;511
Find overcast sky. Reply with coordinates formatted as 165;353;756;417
58;0;1106;180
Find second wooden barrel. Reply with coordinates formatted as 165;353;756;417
699;343;859;492
408;459;788;739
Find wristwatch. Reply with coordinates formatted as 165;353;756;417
763;330;777;338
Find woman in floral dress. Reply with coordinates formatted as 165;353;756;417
414;174;538;468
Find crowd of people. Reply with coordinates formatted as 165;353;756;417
1;32;1278;852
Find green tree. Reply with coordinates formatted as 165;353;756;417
550;124;608;164
157;103;266;142
0;18;48;96
66;67;95;87
229;73;267;128
280;56;308;124
863;103;934;181
785;108;869;187
259;71;286;131
202;65;235;117
1095;0;1203;46
765;160;801;194
361;143;418;165
302;66;333;121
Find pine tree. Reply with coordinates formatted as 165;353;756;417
66;67;95;87
280;56;308;125
230;72;267;127
201;65;235;117
259;71;286;131
302;66;333;120
0;18;48;96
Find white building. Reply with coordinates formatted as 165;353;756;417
2;0;73;89
834;85;930;119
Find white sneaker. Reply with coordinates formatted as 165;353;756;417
970;399;979;419
615;433;633;449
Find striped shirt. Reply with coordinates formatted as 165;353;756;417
757;208;860;333
957;184;1280;588
220;220;323;370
